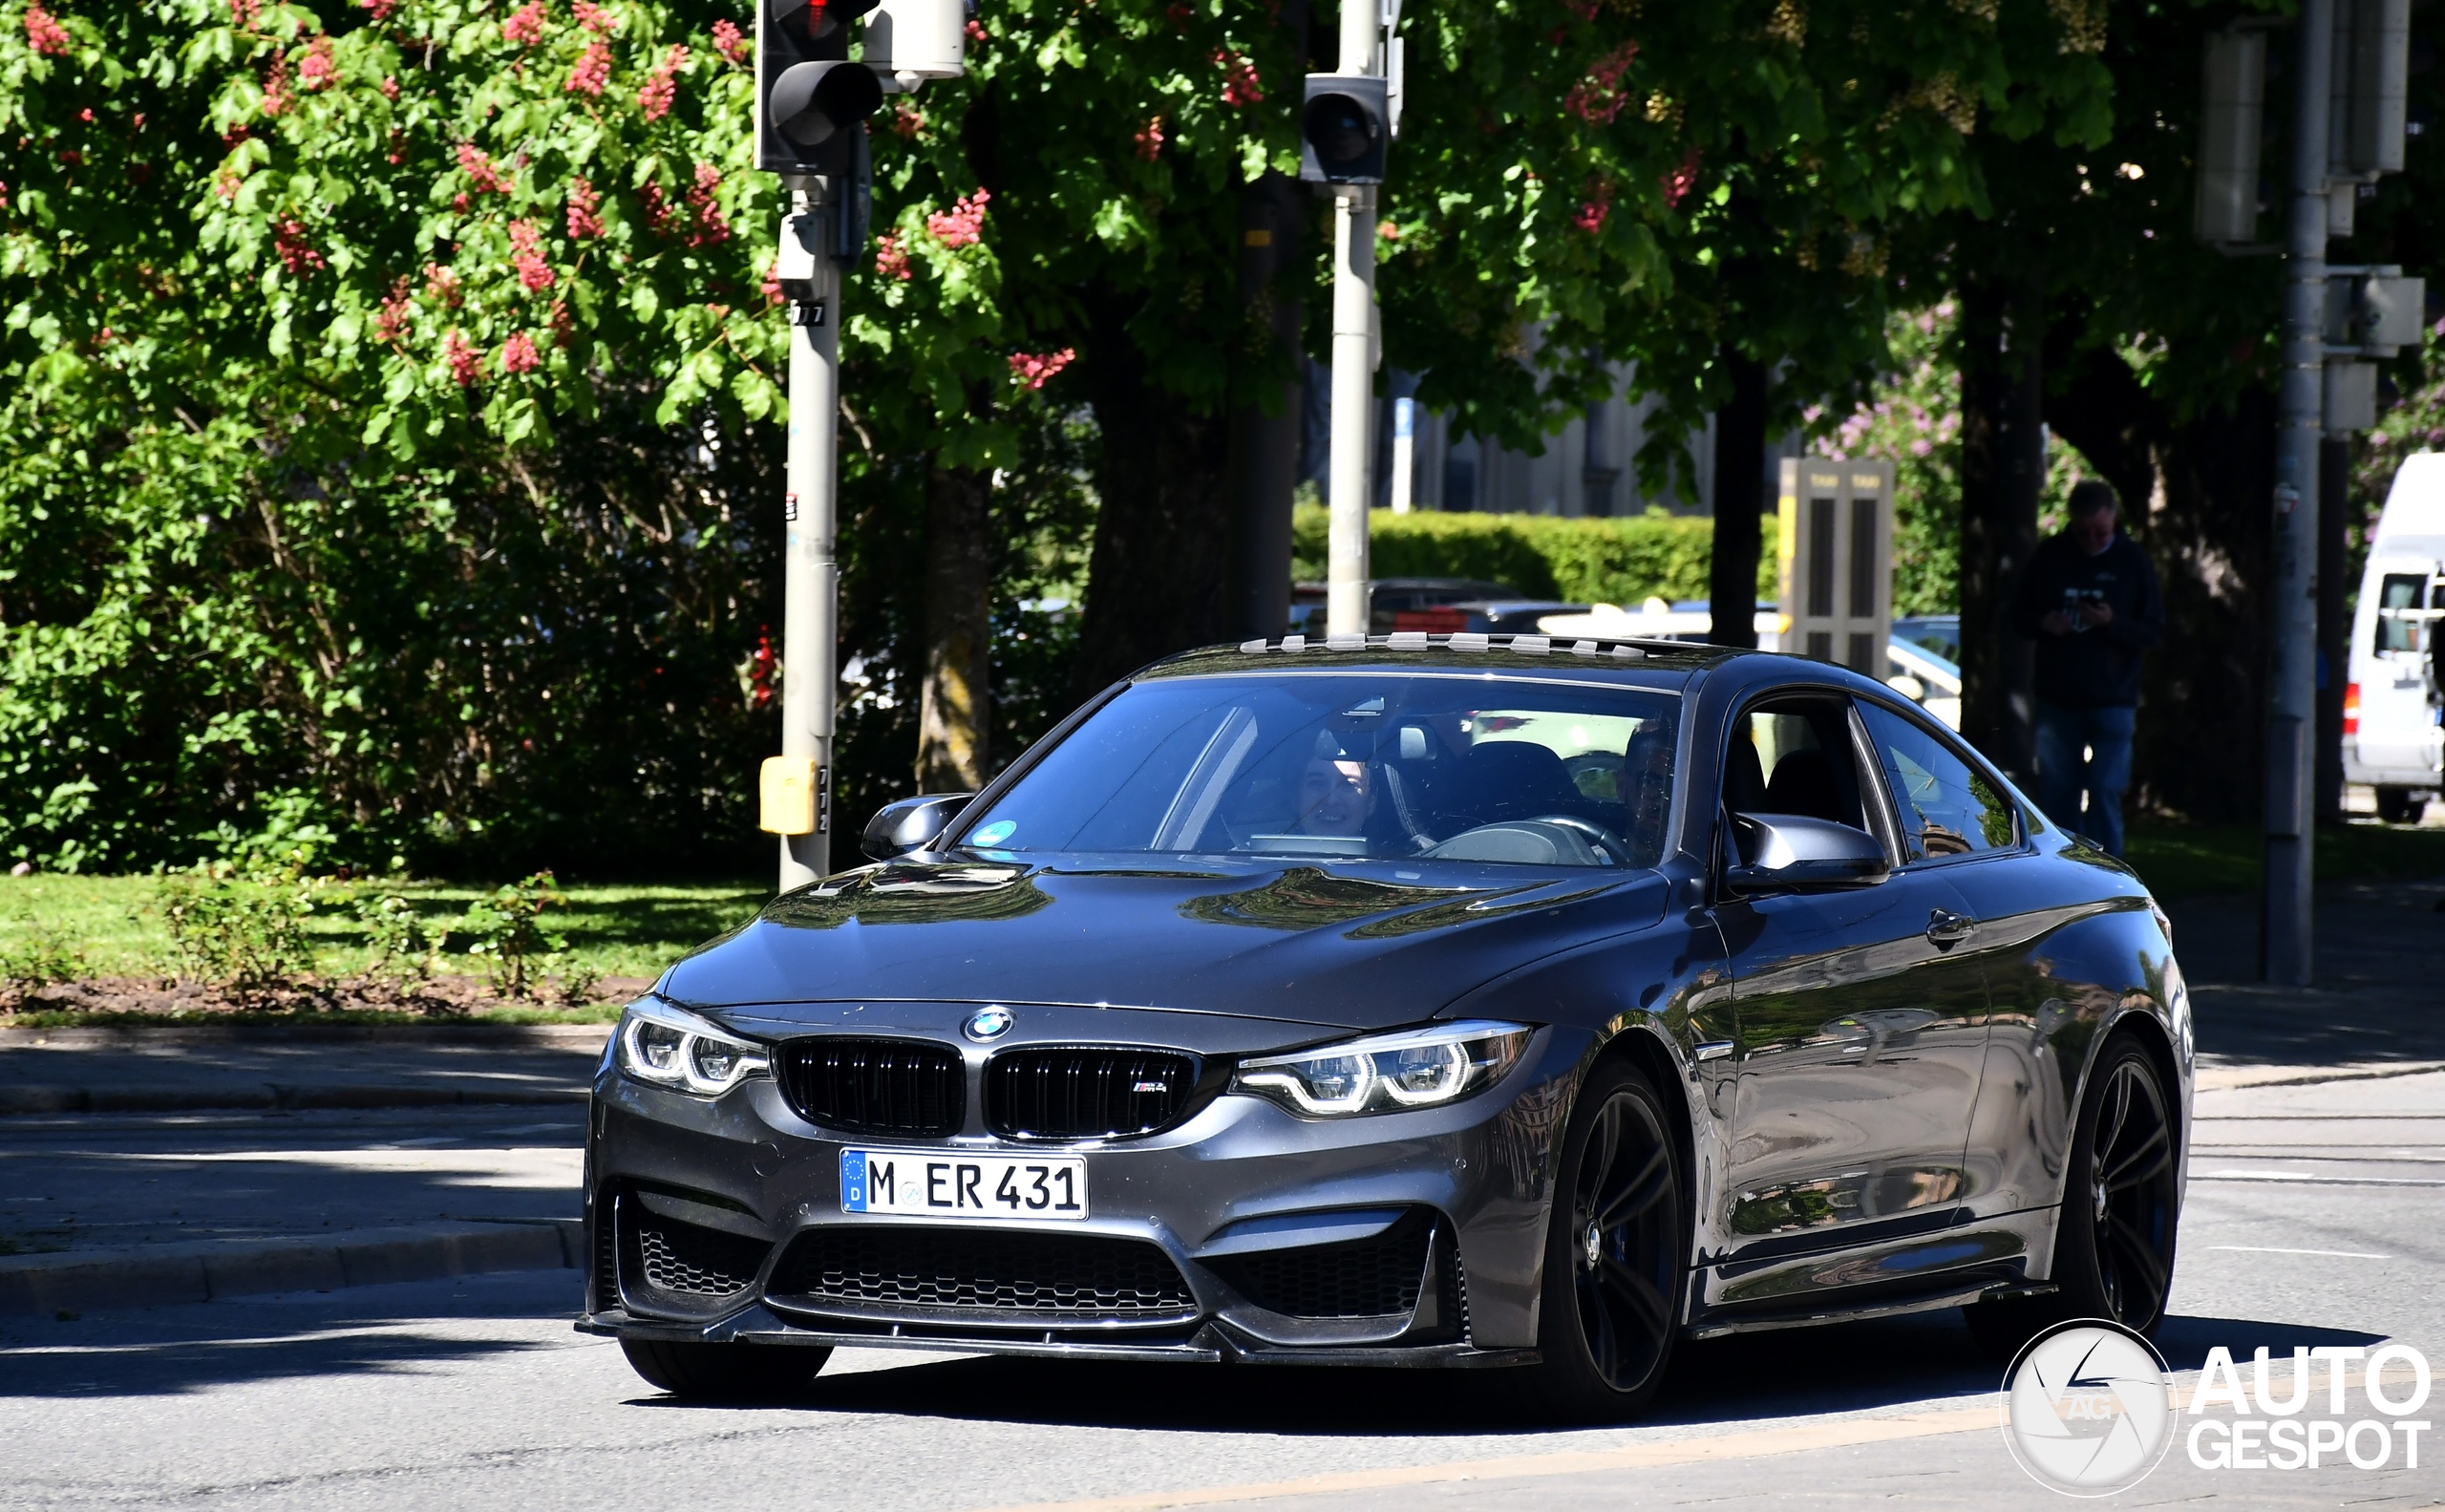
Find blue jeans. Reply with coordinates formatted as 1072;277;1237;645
2034;701;2136;857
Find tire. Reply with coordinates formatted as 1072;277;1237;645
1530;1058;1686;1423
1967;1036;2180;1359
2373;787;2418;824
619;1338;832;1401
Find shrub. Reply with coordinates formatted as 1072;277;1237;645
353;892;439;988
1289;507;1775;606
457;872;569;1000
0;915;86;990
153;865;316;994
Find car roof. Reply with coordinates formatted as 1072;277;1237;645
1140;633;1734;686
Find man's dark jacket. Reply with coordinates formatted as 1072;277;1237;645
2008;530;2165;709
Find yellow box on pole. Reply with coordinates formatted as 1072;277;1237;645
758;756;818;835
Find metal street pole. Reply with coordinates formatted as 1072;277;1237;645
777;181;840;892
1323;0;1381;640
2264;0;2333;985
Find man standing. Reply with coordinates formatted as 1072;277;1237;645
2009;479;2164;857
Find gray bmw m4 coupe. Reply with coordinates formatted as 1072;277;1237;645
581;634;2193;1419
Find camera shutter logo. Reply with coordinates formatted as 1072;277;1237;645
2000;1320;2179;1496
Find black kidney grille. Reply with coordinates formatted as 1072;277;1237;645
987;1048;1198;1139
773;1226;1195;1316
1205;1211;1434;1319
779;1037;965;1136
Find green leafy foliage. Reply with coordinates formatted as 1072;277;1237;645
0;911;84;988
153;862;317;991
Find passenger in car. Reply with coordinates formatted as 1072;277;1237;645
1294;736;1377;839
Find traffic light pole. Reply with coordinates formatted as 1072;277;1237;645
2264;0;2333;985
778;181;841;892
1323;0;1383;640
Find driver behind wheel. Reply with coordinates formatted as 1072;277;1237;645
1294;733;1379;839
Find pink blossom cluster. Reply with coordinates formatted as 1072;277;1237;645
1134;114;1164;161
565;176;603;238
500;330;542;374
1009;348;1076;390
572;1;616;32
1563;42;1638;125
1659;145;1700;209
926;188;989;247
566;40;612;95
1214;48;1263;106
375;278;412;342
24;2;70;54
891;99;925;138
358;0;396;21
228;0;260;29
298;35;337;92
262;52;291;117
966;18;986;41
509;220;554;290
457;142;515;195
1574;179;1614;234
639;45;687;119
686;161;730;245
271;219;325;274
502;1;549;44
711;19;749;63
873;230;912;281
424;263;462;306
444;330;480;386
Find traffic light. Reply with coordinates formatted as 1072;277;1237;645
756;0;884;176
1300;75;1389;185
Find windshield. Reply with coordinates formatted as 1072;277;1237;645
957;673;1681;868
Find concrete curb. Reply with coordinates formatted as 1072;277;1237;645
0;1083;589;1116
0;1024;613;1049
0;1219;583;1316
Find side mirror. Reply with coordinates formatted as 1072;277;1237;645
861;793;975;862
1723;812;1889;895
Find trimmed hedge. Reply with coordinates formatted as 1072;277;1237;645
1290;506;1776;606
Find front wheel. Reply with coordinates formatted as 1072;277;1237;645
1967;1036;2179;1357
619;1338;832;1401
2373;787;2420;824
1531;1059;1686;1422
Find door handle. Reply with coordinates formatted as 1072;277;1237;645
1925;908;1976;946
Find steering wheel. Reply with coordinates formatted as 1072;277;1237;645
1523;813;1635;866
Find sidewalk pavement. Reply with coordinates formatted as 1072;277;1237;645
0;1022;609;1115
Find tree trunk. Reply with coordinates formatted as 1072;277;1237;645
1707;348;1769;649
1069;291;1237;699
1224;171;1306;644
916;464;991;792
1956;267;2045;784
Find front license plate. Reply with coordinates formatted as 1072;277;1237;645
840;1149;1089;1221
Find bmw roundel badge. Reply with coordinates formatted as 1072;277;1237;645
963;1005;1015;1042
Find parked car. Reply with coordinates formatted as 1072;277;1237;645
2348;455;2445;822
1288;578;1523;638
585;631;2190;1420
1892;615;1963;667
1541;601;1963;728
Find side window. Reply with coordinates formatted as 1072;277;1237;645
1856;702;2017;861
2374;573;2430;654
1722;697;1869;832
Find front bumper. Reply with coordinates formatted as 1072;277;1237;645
581;1011;1577;1366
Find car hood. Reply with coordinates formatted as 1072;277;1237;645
658;856;1669;1032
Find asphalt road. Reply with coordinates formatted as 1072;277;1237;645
3;1068;2439;1512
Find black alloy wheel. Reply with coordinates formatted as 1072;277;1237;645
1533;1059;1685;1421
619;1338;833;1401
1967;1037;2179;1357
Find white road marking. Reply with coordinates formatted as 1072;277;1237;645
2206;1245;2391;1259
2199;1169;2445;1187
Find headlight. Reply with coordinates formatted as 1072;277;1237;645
616;998;770;1097
1231;1020;1534;1118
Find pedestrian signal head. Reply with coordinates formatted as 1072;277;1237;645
1300;75;1389;185
757;0;884;173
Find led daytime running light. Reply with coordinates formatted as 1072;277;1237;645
1232;1020;1532;1118
616;998;770;1097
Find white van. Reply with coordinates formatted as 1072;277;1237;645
2348;453;2445;820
